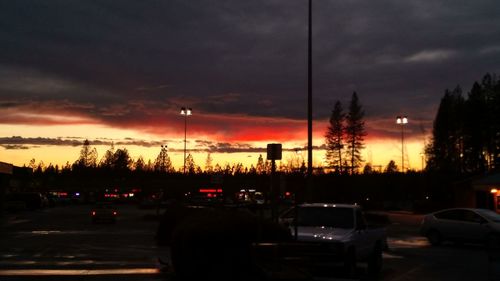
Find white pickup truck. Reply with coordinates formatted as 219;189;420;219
277;203;387;277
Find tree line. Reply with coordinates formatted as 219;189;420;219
27;140;308;176
426;73;500;175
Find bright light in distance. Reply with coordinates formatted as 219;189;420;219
396;116;408;124
199;189;223;193
129;193;134;197
75;193;80;197
180;107;192;116
491;189;498;194
91;211;96;216
113;211;117;216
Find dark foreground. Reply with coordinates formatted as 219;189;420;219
0;205;494;281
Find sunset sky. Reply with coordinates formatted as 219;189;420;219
1;1;499;171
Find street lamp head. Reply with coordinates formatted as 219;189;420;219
180;107;193;116
396;116;408;124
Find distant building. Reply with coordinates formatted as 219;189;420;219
473;173;500;212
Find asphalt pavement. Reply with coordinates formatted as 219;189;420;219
0;206;495;281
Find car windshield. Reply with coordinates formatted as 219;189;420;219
298;207;354;228
476;209;500;222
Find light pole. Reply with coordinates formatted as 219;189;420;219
303;0;313;205
180;107;192;173
307;0;313;179
396;116;408;172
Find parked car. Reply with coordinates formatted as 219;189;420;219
420;208;500;246
91;202;118;224
4;192;45;210
278;203;387;276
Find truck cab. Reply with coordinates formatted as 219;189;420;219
279;203;387;276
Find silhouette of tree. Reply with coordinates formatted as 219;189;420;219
248;164;257;174
299;160;307;174
426;86;465;174
29;158;36;170
427;74;500;174
492;76;500;169
385;160;398;173
45;163;58;175
62;161;71;173
113;148;132;171
463;82;486;172
463;74;499;172
205;153;213;173
96;143;132;171
214;163;222;173
325;100;345;173
286;150;303;173
233;163;244;175
35;161;45;174
363;163;373;174
264;160;272;174
75;139;98;168
345;92;366;174
146;159;154;171
100;143;115;169
134;156;145;172
256;154;266;174
185;154;196;174
154;146;173;173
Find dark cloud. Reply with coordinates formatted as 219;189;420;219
1;0;499;137
1;144;30;150
193;140;324;154
0;136;170;148
0;136;82;146
0;136;322;154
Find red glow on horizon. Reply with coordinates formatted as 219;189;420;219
1;101;430;145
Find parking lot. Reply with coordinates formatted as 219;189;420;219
0;205;495;281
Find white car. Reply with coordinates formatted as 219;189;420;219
279;203;387;276
420;208;500;246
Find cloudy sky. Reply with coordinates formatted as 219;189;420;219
1;0;499;169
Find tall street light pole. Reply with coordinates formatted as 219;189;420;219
396;116;408;172
180;107;192;173
307;0;313;198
